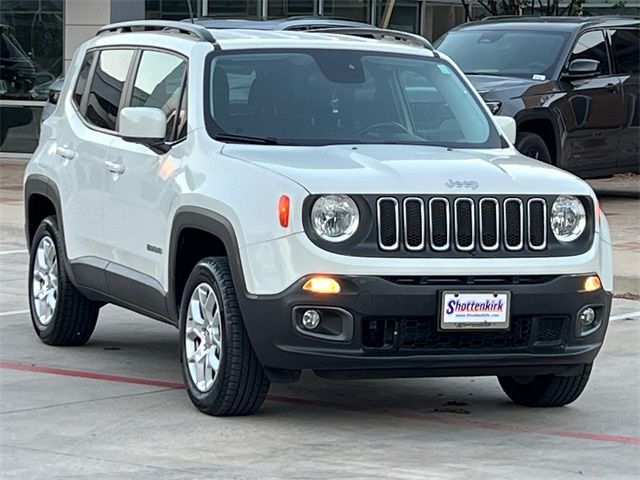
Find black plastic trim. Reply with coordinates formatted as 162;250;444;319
168;207;245;321
239;273;612;376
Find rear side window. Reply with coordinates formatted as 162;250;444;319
85;49;135;131
73;51;95;107
609;29;639;74
129;50;187;142
569;30;610;75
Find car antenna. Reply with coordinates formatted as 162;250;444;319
186;0;195;23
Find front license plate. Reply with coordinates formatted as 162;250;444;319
440;291;511;330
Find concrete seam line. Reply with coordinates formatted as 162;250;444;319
0;309;30;317
1;360;639;446
0;249;28;255
609;310;640;321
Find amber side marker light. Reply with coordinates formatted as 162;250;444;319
303;277;341;294
584;275;602;292
278;195;290;228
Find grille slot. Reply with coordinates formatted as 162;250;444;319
428;198;450;251
479;198;499;251
377;197;399;250
527;199;547;250
503;198;524;251
403;198;425;251
454;198;474;251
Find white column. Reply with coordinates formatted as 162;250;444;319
64;0;112;73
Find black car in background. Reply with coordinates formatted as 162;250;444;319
436;16;639;178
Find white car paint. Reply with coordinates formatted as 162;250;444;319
25;27;613;298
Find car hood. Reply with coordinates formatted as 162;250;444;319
466;74;554;99
221;144;591;196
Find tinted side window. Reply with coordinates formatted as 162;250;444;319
610;29;639;74
570;30;610;75
73;51;95;107
85;49;134;130
129;50;187;142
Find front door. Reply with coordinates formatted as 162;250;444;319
103;49;187;305
561;30;625;175
608;27;640;171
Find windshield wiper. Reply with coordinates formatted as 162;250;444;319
214;133;281;145
465;72;506;76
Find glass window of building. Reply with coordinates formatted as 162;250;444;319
146;0;202;20
0;0;63;153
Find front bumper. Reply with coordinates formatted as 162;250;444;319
238;274;612;380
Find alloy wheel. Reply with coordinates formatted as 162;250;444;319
32;236;59;326
185;283;223;392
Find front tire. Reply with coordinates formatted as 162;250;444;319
515;132;552;163
179;257;270;416
498;364;593;407
28;216;99;346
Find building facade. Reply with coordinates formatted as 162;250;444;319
1;0;638;155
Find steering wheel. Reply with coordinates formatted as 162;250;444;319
358;121;411;139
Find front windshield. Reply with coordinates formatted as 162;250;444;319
205;50;502;148
435;30;569;80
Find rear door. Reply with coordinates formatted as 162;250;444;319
561;29;624;174
60;48;135;269
102;48;188;305
608;27;640;170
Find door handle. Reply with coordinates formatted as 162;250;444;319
105;160;125;175
606;83;619;93
56;145;75;160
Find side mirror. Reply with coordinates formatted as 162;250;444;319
118;107;166;145
564;59;600;79
494;115;516;144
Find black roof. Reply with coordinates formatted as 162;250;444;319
450;15;639;33
189;16;373;31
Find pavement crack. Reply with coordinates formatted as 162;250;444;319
0;388;177;415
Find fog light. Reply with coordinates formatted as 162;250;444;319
302;277;341;294
302;310;321;330
584;275;602;292
579;307;596;326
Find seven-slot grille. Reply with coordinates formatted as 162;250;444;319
376;196;548;253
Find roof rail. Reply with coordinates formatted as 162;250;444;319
97;20;218;45
311;27;437;55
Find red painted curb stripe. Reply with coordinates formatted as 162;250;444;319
2;360;639;446
0;361;184;389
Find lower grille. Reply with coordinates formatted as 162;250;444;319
362;316;567;353
534;316;566;346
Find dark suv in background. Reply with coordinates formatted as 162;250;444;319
436;16;639;179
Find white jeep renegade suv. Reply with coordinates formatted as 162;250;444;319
25;21;613;416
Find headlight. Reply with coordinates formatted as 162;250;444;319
550;195;586;242
311;195;359;242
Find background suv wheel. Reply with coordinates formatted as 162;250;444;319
179;257;270;416
29;216;99;346
516;132;552;163
498;363;593;407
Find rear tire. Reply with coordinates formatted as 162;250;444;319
498;364;593;407
179;257;270;416
516;132;552;163
28;216;99;346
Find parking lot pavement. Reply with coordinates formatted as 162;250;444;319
1;160;639;479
